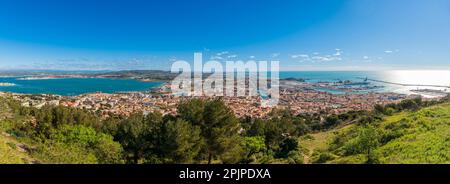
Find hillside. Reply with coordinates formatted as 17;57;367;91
0;132;37;164
1;93;450;164
0;98;38;164
302;102;450;164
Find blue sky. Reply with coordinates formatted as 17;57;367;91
0;0;449;71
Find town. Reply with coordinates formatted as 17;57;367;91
0;81;412;119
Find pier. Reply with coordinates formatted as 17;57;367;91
357;78;450;89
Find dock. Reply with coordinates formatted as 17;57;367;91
356;77;450;89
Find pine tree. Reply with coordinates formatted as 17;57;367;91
202;99;243;164
160;119;203;163
178;99;244;164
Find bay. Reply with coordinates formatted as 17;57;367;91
0;77;163;96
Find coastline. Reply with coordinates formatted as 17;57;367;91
0;83;16;87
15;75;169;83
2;72;447;119
0;76;165;97
1;70;449;98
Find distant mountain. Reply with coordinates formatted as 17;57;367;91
0;70;178;81
92;70;178;81
0;70;106;77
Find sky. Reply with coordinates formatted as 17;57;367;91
0;0;449;71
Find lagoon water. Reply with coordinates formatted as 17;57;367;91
1;70;449;96
0;77;163;96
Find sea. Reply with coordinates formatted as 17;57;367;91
1;70;449;97
0;77;163;96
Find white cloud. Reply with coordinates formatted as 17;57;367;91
249;56;255;59
385;49;400;54
362;56;372;63
169;56;178;62
210;56;224;60
216;51;229;56
227;54;237;58
312;56;334;62
27;57;160;70
334;49;342;56
293;50;343;63
271;53;280;58
291;54;309;59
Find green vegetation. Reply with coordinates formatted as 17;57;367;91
0;98;36;164
306;96;450;164
0;97;123;164
1;94;450;164
0;133;34;164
